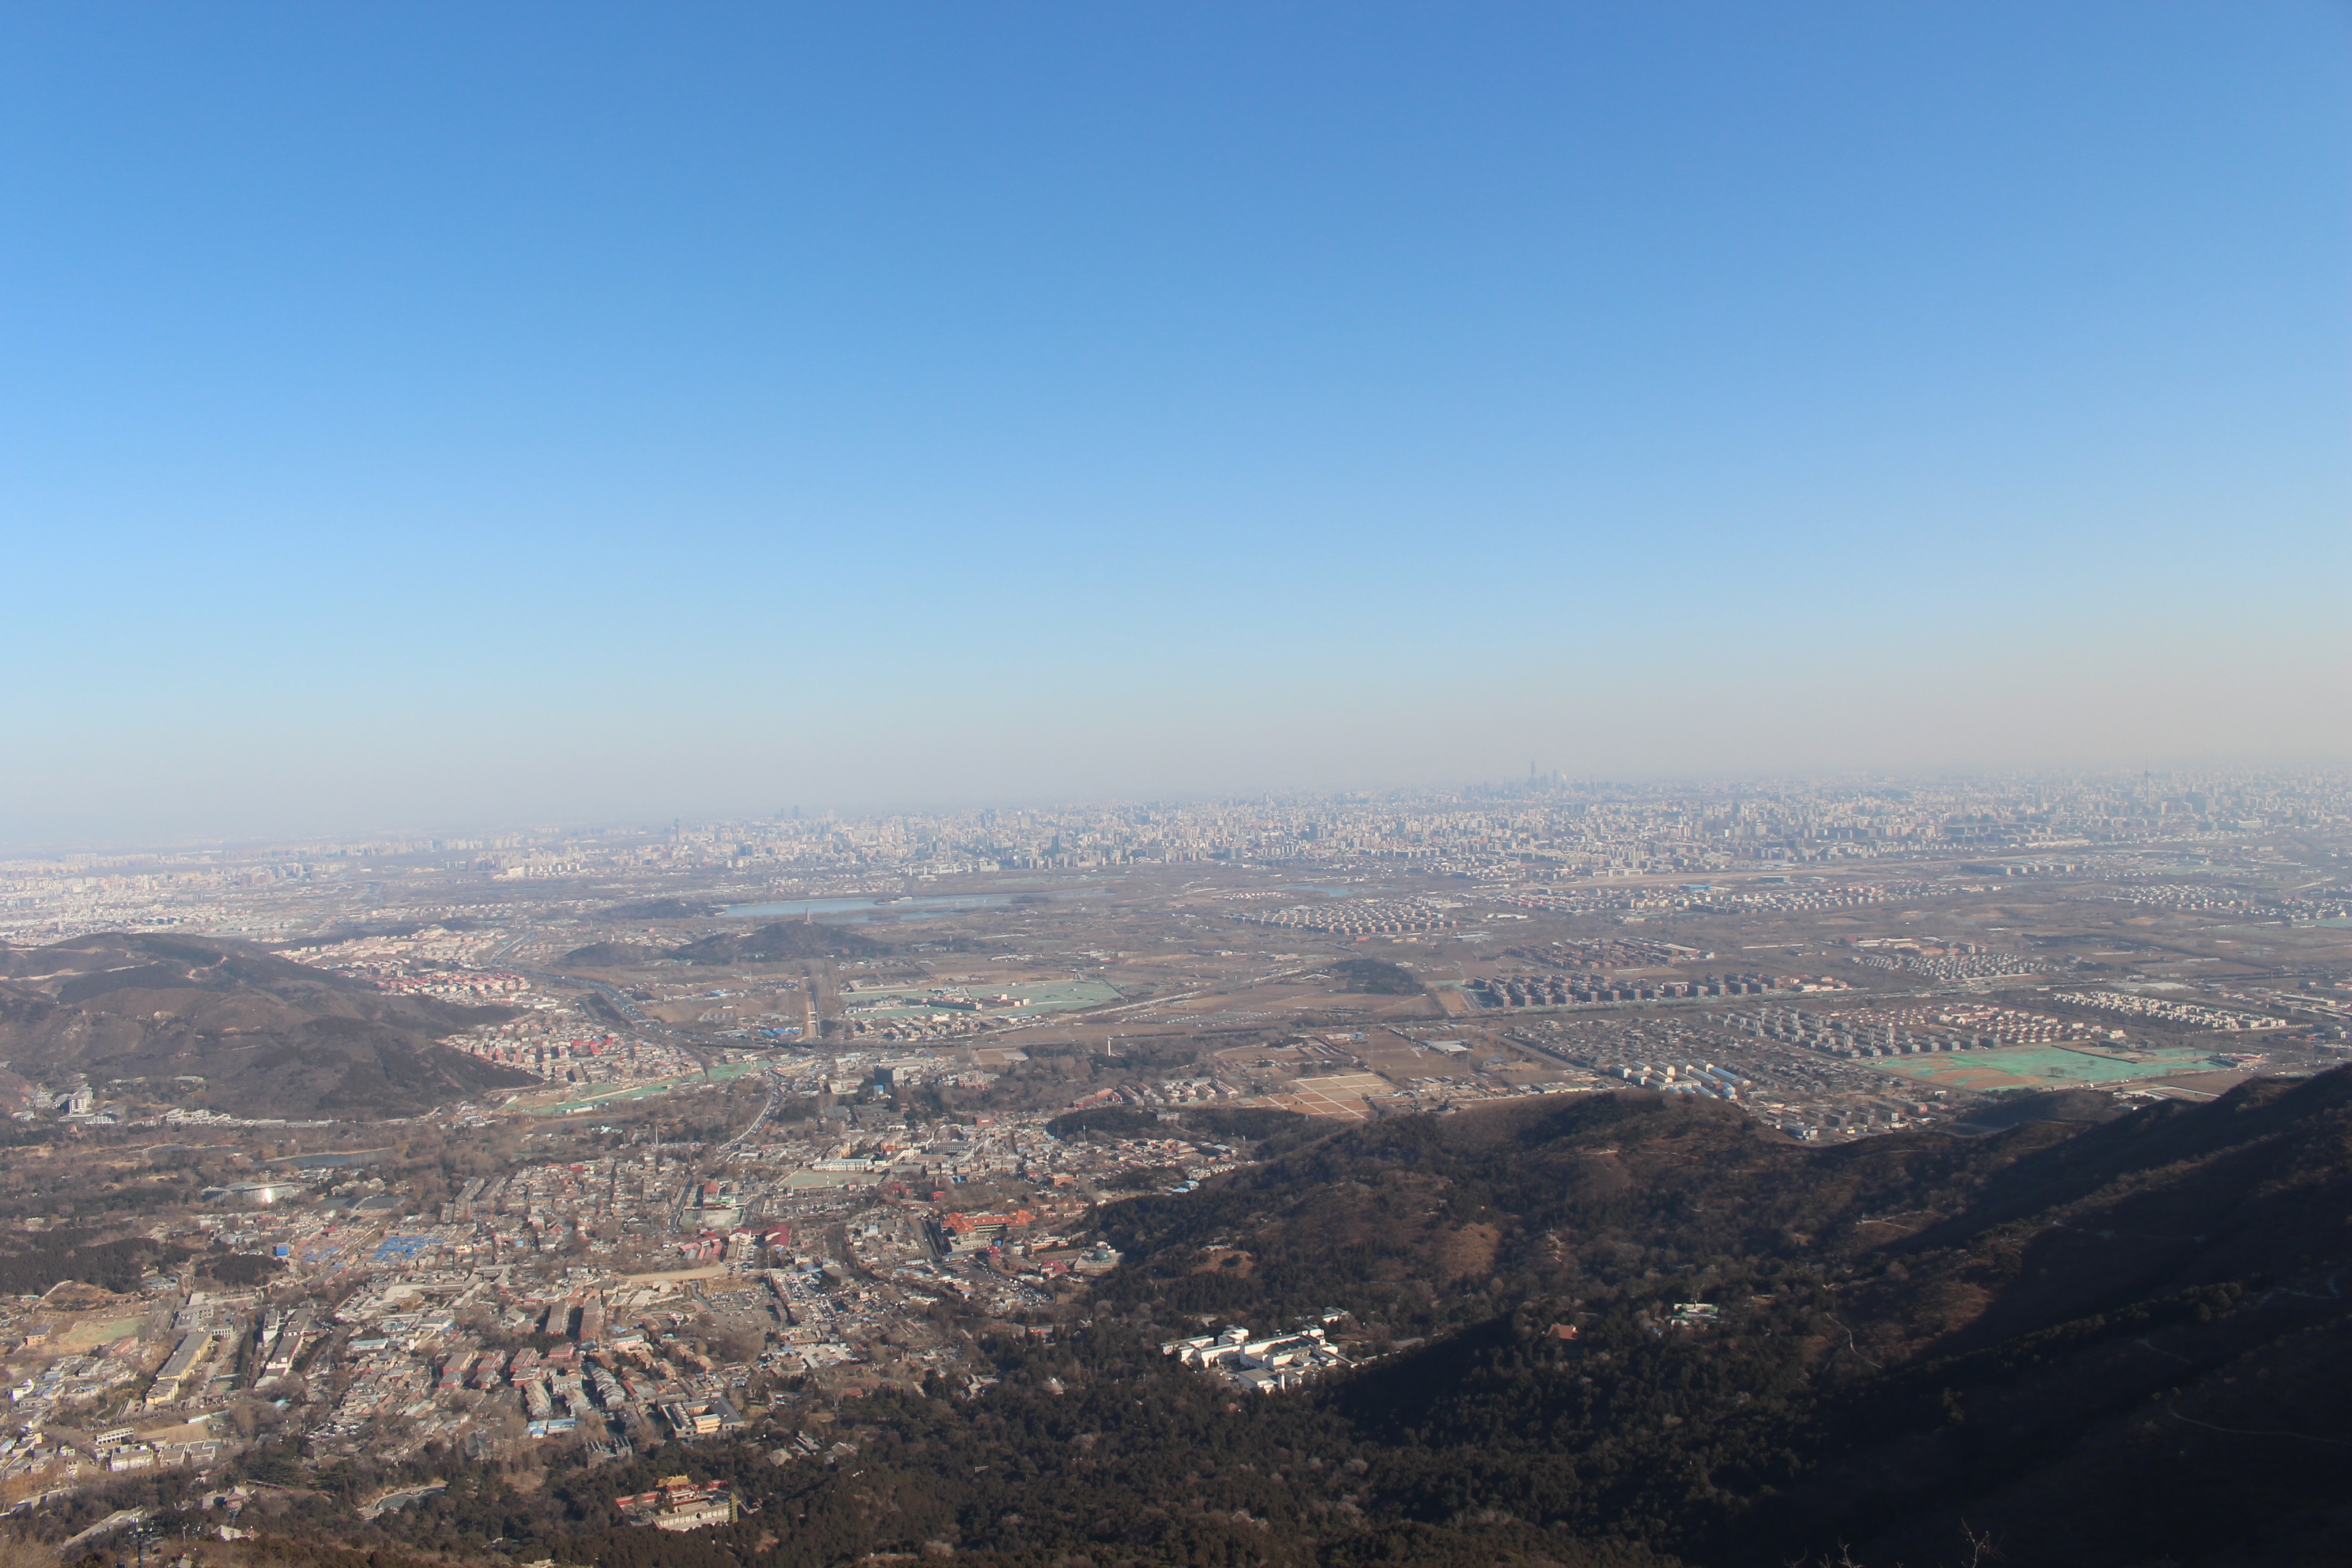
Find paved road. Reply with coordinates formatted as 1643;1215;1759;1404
58;1510;146;1556
722;1066;788;1154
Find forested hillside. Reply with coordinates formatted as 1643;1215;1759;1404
153;1071;2352;1568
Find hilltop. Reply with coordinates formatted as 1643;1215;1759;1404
558;941;667;968
665;920;890;964
0;933;537;1120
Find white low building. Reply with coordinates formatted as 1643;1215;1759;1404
1160;1325;1352;1391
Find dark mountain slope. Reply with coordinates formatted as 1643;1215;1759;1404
1085;1074;2352;1567
1090;1089;2091;1343
1946;1085;2123;1134
299;1073;2352;1568
1755;1068;2352;1566
0;932;538;1119
1882;1066;2352;1350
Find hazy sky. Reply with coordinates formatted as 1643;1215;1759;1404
3;3;2345;845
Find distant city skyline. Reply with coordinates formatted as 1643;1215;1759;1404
1;3;2344;843
3;761;2340;862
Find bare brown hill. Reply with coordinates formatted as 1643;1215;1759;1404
0;933;537;1120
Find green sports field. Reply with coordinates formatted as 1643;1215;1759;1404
849;978;1123;1019
1871;1044;2217;1092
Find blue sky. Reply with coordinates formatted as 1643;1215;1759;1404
2;3;2345;842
